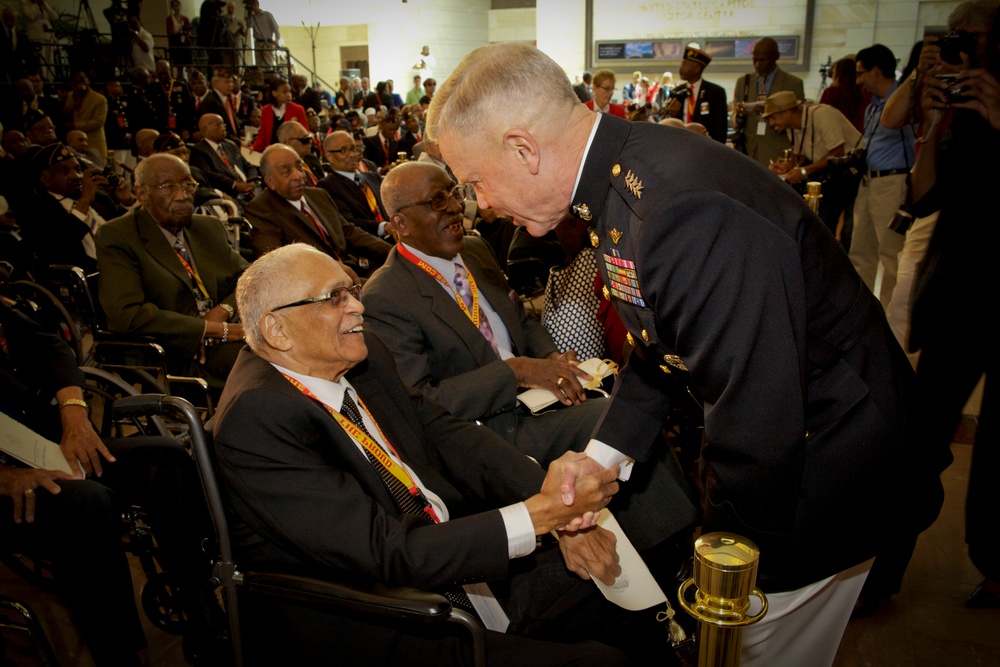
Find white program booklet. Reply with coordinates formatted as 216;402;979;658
517;358;617;414
0;412;76;474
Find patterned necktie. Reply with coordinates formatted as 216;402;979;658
174;238;210;315
340;392;436;520
757;75;767;101
217;145;232;168
453;263;499;357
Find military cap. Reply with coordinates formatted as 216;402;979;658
683;47;712;68
31;142;77;176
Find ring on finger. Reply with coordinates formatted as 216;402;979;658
557;377;565;386
24;488;34;495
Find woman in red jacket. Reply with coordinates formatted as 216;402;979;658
252;77;308;151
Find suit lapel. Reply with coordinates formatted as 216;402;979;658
135;208;200;295
303;190;346;250
395;250;499;364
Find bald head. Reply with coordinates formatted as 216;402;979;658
381;161;441;218
66;130;89;153
659;117;686;128
136;129;160;157
752;38;780;77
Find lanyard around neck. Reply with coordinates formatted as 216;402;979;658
397;245;482;328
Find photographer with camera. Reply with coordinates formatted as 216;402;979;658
732;37;805;164
905;0;1000;612
665;46;728;143
761;91;861;238
848;44;917;307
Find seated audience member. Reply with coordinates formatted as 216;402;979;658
245;144;391;277
586;69;628;118
66;129;106;169
317;130;391;239
153;132;226;207
252;76;308;153
96;154;248;389
397;109;422;158
213;243;671;666
0;293;224;666
363;108;401;171
197;67;241;143
363;163;697;553
19;143;130;274
24;108;57;147
147;59;196;140
134;128;160;161
189;113;258;198
277;119;326;183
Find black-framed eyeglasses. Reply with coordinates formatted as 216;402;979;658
271;285;362;312
397;184;470;212
597;84;615;92
290;136;313;144
327;146;358;155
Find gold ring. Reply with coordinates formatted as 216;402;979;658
24;488;34;495
557;378;565;386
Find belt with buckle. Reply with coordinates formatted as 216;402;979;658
869;168;909;178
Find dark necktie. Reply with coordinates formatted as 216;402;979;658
301;202;333;247
340;392;435;520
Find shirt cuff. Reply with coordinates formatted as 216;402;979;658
499;503;536;559
377;221;388;237
584;439;634;481
70;208;88;223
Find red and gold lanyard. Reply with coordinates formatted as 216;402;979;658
397;245;481;328
282;373;441;523
173;248;211;301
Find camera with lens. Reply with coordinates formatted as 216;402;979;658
818;56;833;79
827;147;867;176
101;165;122;189
936;30;977;66
668;83;690;101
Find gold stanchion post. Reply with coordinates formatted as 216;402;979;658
678;533;768;667
804;181;822;214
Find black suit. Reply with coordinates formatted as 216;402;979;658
316;170;388;237
189;138;258;193
576;114;945;593
18;191;122;274
197;90;240;142
244;187;391;275
363;133;398;168
681;79;728;143
212;334;658;665
0;26;34;82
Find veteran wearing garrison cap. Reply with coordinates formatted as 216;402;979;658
426;42;946;667
664;45;728;143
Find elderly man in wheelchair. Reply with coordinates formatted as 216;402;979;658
0;289;224;666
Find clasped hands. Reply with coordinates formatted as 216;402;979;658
526;451;623;585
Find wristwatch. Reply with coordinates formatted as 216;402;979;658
220;303;235;320
799;167;808;180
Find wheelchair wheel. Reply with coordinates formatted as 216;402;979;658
82;367;170;439
141;572;188;635
9;280;84;365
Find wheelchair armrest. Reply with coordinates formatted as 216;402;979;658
241;571;453;622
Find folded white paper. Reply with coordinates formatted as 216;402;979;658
517;358;617;414
590;510;668;611
0;412;76;474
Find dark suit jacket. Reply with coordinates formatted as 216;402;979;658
363;236;556;426
732;67;805;164
688;78;729;143
573;82;592;103
363;133;398;168
197;90;240;142
575;114;944;592
147;79;196;137
316;170;388;237
95;207;248;361
189;138;259;193
212;334;543;585
244;187;391;270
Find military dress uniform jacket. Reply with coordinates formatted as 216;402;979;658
575;115;944;593
732;67;805;164
684;79;728;144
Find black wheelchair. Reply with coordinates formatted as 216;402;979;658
112;394;488;667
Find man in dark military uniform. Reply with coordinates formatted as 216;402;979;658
148;59;196;141
427;43;946;667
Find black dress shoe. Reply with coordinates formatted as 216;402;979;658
966;581;1000;609
851;592;889;619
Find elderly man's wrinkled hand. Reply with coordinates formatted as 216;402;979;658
558;524;621;585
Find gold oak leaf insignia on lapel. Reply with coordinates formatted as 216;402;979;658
624;170;643;200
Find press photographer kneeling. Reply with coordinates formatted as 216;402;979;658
762;90;863;239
